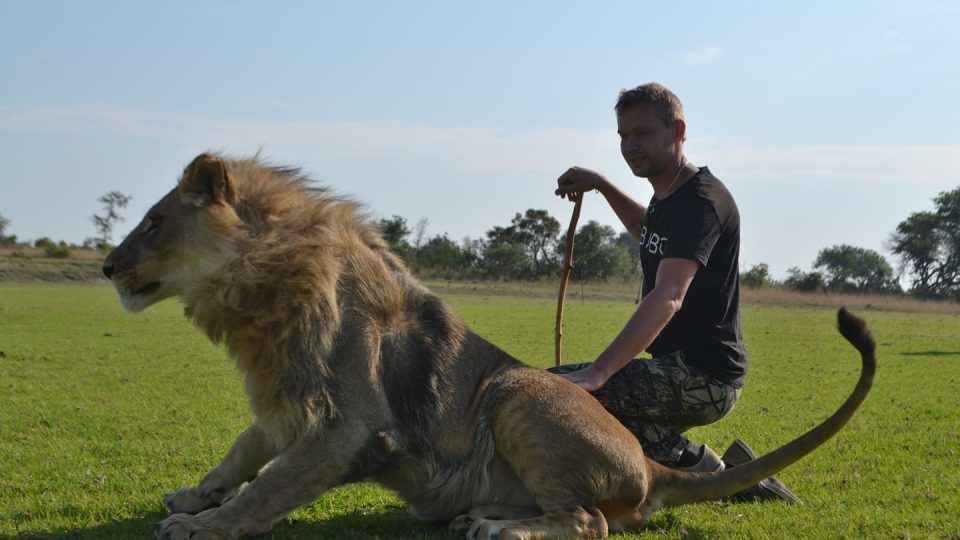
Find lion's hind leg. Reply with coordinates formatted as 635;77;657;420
460;506;609;540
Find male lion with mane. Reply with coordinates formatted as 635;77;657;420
104;153;876;539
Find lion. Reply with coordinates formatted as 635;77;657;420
103;152;877;539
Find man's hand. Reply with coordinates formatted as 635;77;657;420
556;166;607;201
557;364;610;392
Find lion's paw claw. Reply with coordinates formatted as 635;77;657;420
164;486;221;515
154;514;227;540
449;513;475;536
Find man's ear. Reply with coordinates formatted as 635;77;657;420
673;118;687;144
179;153;236;205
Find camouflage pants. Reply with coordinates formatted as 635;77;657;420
548;351;741;466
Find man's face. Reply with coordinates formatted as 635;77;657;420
617;104;680;179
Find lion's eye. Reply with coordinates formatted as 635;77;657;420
144;215;161;235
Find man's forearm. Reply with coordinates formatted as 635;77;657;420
591;286;681;379
596;178;647;239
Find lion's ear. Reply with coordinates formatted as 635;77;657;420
180;153;236;205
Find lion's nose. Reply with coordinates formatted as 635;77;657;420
102;263;114;279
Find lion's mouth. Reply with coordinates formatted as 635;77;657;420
135;282;162;296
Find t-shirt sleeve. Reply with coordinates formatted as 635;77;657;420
661;200;721;266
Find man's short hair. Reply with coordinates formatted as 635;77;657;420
615;83;685;130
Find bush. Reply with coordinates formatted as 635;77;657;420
783;267;826;292
741;263;774;289
34;237;71;258
44;241;72;259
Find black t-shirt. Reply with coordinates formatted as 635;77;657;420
638;167;748;387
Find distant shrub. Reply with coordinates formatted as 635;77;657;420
35;238;72;258
48;243;72;258
741;263;774;289
34;237;55;250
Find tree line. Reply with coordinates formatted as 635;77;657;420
380;186;960;301
378;210;642;282
735;186;960;301
1;186;958;301
0;191;130;257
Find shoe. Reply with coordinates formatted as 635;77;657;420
674;444;725;473
722;438;803;504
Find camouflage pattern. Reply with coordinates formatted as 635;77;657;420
548;351;741;465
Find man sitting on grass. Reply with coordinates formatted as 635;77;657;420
551;82;798;503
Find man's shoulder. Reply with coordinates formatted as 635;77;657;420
688;167;738;216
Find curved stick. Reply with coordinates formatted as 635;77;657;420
555;194;583;367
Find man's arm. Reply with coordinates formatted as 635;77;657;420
558;257;699;391
556;167;648;239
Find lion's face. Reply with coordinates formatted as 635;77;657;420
103;154;242;313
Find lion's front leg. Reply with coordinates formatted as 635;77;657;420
463;507;609;540
449;505;541;537
164;422;275;515
155;421;372;539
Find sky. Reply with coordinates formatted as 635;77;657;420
1;1;958;280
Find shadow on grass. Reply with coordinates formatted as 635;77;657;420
901;350;960;357
5;508;448;540
4;510;167;540
5;508;711;539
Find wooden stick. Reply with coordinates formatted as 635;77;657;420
555;194;583;367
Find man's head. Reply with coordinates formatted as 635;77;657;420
616;83;687;179
614;83;685;140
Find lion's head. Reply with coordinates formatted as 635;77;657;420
103;153;244;313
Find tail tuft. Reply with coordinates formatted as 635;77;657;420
837;307;876;355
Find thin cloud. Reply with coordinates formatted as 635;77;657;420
931;2;959;13
680;46;723;66
692;142;960;187
0;103;619;173
4;103;958;190
884;29;909;52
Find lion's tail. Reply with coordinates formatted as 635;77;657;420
655;307;876;507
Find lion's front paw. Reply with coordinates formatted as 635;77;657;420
449;513;475;536
164;486;222;515
467;518;509;540
154;513;228;540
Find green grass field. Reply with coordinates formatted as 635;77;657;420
1;282;959;539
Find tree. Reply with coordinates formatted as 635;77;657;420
889;211;938;297
412;218;429;250
615;231;644;263
782;266;826;292
34;236;71;258
890;187;960;299
416;234;466;273
483;225;532;279
0;213;15;246
91;191;132;249
376;215;413;261
460;236;483;272
562;221;636;281
481;242;528;280
813;244;898;294
741;263;773;289
508;209;561;276
482;209;561;279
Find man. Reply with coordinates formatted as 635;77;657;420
551;82;797;502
